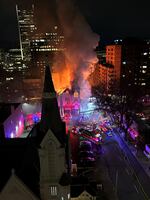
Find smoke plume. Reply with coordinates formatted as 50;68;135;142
55;0;99;99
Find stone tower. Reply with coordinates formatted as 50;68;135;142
39;65;70;200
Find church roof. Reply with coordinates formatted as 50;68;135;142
43;65;55;93
0;138;40;199
39;63;66;145
28;121;66;146
71;176;97;197
71;184;97;198
0;171;40;200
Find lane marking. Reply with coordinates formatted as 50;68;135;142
134;185;139;193
134;173;150;200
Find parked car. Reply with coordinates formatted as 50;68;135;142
79;151;95;166
80;141;92;151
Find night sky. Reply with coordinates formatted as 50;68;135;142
0;0;150;48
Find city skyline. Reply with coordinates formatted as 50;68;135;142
0;0;150;47
0;1;150;199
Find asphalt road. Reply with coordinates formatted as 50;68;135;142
114;131;150;199
68;110;150;200
99;134;150;200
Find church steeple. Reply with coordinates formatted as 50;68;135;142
43;65;55;93
38;65;70;199
41;65;65;142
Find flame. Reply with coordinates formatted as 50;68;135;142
51;0;99;95
52;55;97;95
52;65;72;93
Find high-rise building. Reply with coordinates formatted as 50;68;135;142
88;63;101;88
121;38;150;97
99;45;122;95
15;5;65;101
30;26;65;77
16;4;37;61
106;45;122;81
0;48;26;103
99;63;114;94
93;38;150;98
23;25;65;101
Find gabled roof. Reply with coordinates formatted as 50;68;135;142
38;127;71;186
71;184;97;197
0;138;40;198
71;176;97;197
43;65;55;93
39;127;62;148
28;121;66;146
0;171;40;200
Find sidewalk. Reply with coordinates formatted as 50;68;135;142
116;128;150;178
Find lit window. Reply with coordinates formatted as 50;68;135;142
68;193;70;199
16;126;18;132
143;52;148;55
6;77;14;81
141;83;146;85
142;70;146;73
10;132;14;138
50;186;57;196
122;61;126;65
122;74;125;77
142;66;147;68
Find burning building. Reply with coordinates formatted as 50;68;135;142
58;88;80;120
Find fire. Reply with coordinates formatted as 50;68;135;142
52;66;72;93
52;56;97;95
51;0;99;95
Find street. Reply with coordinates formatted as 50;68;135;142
100;136;148;200
69;110;150;200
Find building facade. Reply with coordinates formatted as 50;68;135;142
0;172;40;200
121;38;150;98
0;64;70;199
93;38;149;99
98;45;122;95
16;4;36;61
30;25;65;78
